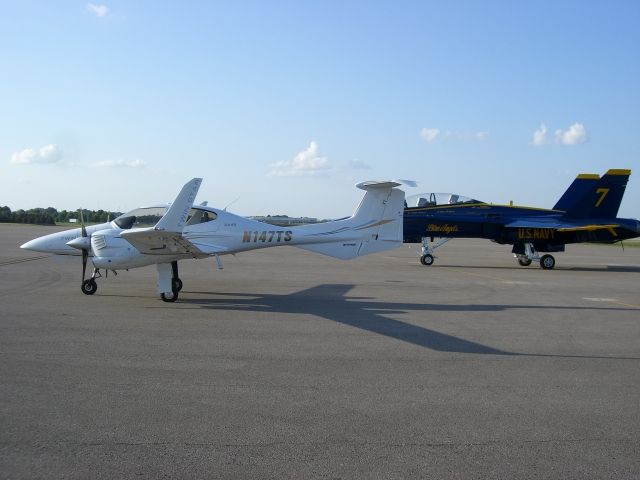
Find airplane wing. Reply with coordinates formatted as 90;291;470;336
504;220;620;236
504;220;569;229
121;229;227;256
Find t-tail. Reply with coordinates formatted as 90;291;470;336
295;181;405;259
555;169;631;219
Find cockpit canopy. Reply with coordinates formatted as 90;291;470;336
113;206;217;229
405;193;482;208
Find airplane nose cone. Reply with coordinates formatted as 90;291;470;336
20;238;48;252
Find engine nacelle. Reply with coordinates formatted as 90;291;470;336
91;229;138;269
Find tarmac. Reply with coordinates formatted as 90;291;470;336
1;224;639;479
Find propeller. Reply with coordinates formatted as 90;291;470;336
65;208;92;283
80;208;88;283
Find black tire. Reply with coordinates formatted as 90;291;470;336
540;254;555;270
172;278;183;293
161;291;178;302
81;279;97;295
420;254;434;266
518;258;532;267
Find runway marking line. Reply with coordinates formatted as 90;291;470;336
583;297;640;310
0;255;50;267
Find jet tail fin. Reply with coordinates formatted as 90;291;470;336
564;169;631;219
553;173;600;211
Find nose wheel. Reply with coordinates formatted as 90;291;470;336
81;279;97;295
81;268;101;295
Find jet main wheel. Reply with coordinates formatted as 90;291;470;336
540;254;555;270
161;292;178;303
81;279;97;295
420;254;434;266
518;258;532;266
172;278;183;292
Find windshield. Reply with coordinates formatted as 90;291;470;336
405;193;482;208
114;206;217;229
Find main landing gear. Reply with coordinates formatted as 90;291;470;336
160;261;183;303
419;237;451;266
514;243;556;270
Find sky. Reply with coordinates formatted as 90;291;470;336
1;1;639;218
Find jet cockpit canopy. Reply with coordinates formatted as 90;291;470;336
405;193;482;208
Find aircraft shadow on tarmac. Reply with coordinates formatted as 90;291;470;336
180;284;640;360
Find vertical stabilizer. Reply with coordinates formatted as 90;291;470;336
553;173;600;211
296;181;405;259
565;169;631;219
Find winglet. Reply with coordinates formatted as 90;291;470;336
154;178;203;232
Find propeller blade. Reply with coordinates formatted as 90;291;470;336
82;249;88;282
80;208;87;238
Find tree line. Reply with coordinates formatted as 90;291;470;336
0;206;122;225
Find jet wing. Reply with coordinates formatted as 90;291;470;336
504;220;620;236
121;229;227;256
504;220;569;229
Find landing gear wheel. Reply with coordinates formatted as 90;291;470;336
161;292;178;303
172;278;183;293
81;279;97;295
518;258;532;267
420;254;434;266
540;254;555;270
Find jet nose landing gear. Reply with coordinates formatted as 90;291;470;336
418;237;451;266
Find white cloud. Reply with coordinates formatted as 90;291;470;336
420;128;441;143
555;122;588;145
87;3;109;17
421;127;487;143
348;159;372;170
269;141;329;176
531;123;547;146
93;159;147;168
10;144;62;164
532;122;588;147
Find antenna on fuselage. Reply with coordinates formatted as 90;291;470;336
223;197;240;212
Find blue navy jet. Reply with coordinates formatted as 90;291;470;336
403;169;639;269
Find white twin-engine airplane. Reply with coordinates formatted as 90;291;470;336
21;178;405;302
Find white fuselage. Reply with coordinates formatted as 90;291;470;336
21;206;384;270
